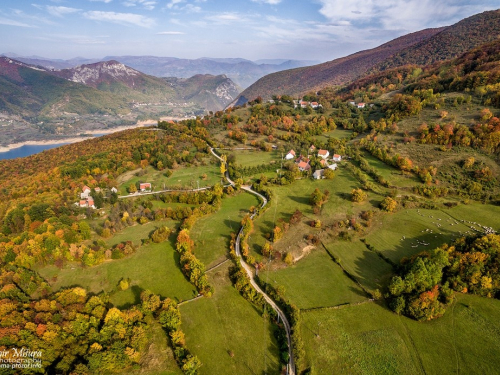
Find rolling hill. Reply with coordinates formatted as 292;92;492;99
236;9;500;103
0;58;240;119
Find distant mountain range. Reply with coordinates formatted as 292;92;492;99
1;54;319;89
236;9;500;103
0;57;239;118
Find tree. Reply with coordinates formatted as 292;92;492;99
351;188;367;202
324;168;335;179
128;184;137;194
380;197;398;212
220;154;227;177
182;355;202;375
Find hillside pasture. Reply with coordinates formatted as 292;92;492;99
180;263;281;375
323;239;394;293
266;248;368;309
38;240;196;308
301;293;500;374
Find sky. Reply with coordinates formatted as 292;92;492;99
0;0;498;62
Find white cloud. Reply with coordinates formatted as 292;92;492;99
45;6;81;18
0;17;32;27
83;11;155;27
167;0;185;9
89;0;113;3
157;31;184;34
251;0;282;4
123;0;157;10
315;0;489;31
206;12;242;24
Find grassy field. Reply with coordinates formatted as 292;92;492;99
105;221;163;247
364;205;499;264
129;316;182;375
323;239;394;293
249;167;379;260
191;192;259;268
228;149;281;168
267;248;369;309
117;161;220;195
38;240;196;308
361;152;421;188
180;263;281;375
301;293;500;374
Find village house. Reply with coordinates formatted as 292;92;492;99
357;102;366;109
320;159;328;167
310;102;320;109
332;154;342;162
81;186;91;199
140;183;152;192
297;161;311;172
300;101;308;108
111;187;118;193
309;145;316;153
329;163;338;171
285;150;296;160
313;169;324;179
318;149;330;159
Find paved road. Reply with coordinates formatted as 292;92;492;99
210;147;296;375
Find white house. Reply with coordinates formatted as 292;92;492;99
111;187;118;193
140;183;152;192
357;102;366;109
332;154;342;162
313;169;324;179
285;150;296;160
318;149;329;159
328;163;338;171
81;186;91;199
297;161;311;172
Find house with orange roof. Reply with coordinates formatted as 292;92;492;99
318;149;329;159
285;150;296;160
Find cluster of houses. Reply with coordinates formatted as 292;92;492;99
78;185;117;208
285;145;341;179
349;101;375;109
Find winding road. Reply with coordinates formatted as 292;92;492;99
210;147;296;375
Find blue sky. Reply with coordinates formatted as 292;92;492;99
0;1;498;62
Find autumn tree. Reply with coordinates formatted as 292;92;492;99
380;197;398;212
351;188;367;202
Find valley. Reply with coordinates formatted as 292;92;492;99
0;7;500;375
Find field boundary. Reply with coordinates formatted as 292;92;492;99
301;298;375;312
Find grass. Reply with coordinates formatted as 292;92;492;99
38;240;196;308
361;151;421;188
105;222;162;248
249;167;377;260
129;316;182;375
267;248;368;309
301;293;500;374
228;149;281;168
323;239;394;293
364;205;500;264
180;263;281;375
117;162;220;195
191;191;259;268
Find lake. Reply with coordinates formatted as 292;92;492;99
0;143;71;160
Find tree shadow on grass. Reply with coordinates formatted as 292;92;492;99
116;285;145;309
288;195;310;205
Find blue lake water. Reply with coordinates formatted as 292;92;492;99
0;143;70;160
0;134;109;161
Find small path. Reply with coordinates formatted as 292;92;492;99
205;258;230;273
210;147;296;375
177;295;203;306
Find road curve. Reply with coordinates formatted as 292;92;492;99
210;147;296;375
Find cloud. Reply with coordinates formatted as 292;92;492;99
206;12;243;24
251;0;282;4
157;31;184;34
89;0;113;3
123;0;157;10
166;0;185;9
45;6;81;18
83;11;155;27
315;0;492;31
0;17;32;27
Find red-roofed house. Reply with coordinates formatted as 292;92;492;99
81;186;91;199
311;102;319;109
300;101;308;108
87;198;95;208
320;159;328;167
318;149;329;159
357;103;366;109
298;161;311;171
94;187;101;193
333;154;342;162
285;150;296;160
79;200;88;208
140;183;152;192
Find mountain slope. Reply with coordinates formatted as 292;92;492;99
237;9;500;103
236;28;444;103
165;74;240;111
0;57;130;117
372;9;500;72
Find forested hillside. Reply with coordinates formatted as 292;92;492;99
237;9;500;103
